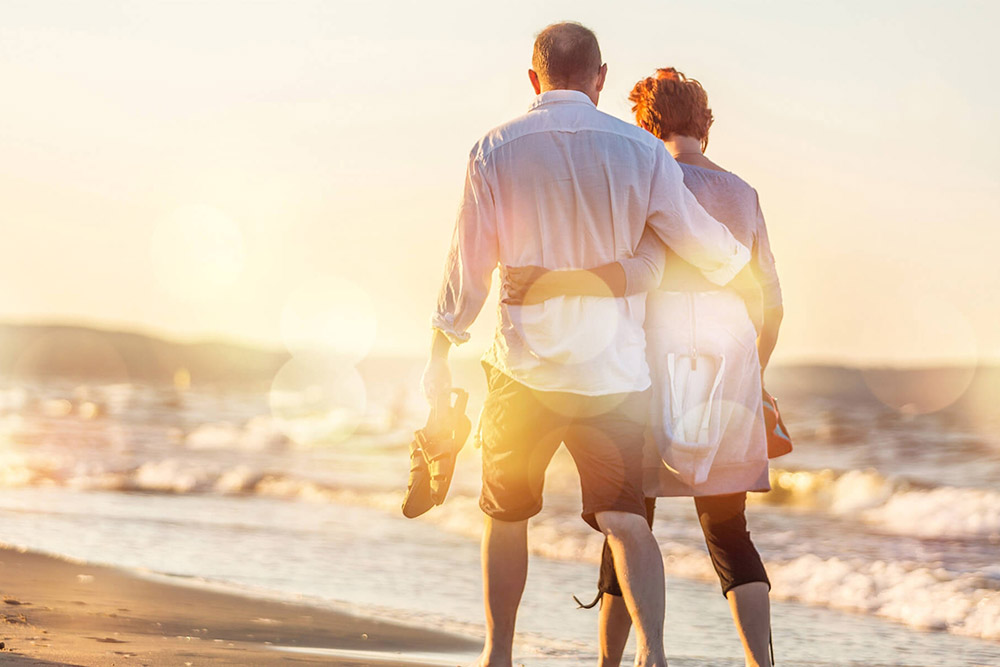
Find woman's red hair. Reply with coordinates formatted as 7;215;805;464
629;67;714;150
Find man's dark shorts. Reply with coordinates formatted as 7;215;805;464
478;362;649;531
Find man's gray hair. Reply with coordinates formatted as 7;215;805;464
532;22;602;88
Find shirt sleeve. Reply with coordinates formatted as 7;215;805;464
619;227;667;296
643;143;750;285
751;191;783;309
430;151;499;345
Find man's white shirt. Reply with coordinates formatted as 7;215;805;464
433;90;750;395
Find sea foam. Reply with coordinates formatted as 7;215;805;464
762;467;1000;540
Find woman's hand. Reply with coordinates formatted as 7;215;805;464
501;265;553;306
730;266;764;335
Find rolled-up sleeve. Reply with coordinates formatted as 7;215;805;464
751;191;783;309
430;150;499;345
619;228;667;296
644;144;750;286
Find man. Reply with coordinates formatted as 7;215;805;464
423;22;750;667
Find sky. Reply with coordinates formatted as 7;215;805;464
1;0;998;366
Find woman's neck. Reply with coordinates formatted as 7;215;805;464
663;135;727;172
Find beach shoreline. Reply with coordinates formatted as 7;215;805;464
0;545;479;666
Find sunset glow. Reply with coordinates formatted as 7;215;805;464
0;1;996;367
0;5;999;665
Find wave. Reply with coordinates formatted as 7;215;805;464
863;486;1000;540
387;491;1000;642
2;452;999;642
4;438;999;543
361;486;1000;642
3;436;999;539
759;468;1000;540
769;555;1000;641
184;418;283;451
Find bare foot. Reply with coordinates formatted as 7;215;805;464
468;648;513;667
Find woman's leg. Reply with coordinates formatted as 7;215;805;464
596;498;656;667
727;581;771;667
695;493;771;667
599;592;632;667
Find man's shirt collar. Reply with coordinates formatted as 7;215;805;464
528;89;597;111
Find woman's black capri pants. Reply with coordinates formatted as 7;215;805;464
598;492;770;598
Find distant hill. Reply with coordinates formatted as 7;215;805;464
0;323;289;386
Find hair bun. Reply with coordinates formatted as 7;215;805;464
655;67;683;82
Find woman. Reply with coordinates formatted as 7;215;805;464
504;68;783;667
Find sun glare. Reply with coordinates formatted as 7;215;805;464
279;276;377;363
268;356;367;447
150;205;245;301
514;271;618;367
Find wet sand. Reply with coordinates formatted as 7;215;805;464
0;546;479;666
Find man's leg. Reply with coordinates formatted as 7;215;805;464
477;517;528;667
595;510;666;667
564;389;663;666
476;363;565;666
597;498;656;666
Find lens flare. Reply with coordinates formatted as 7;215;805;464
268;356;367;447
511;271;619;367
863;366;977;416
151;205;244;301
279;276;377;364
530;385;629;418
861;294;978;414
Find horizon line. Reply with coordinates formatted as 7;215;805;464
1;317;995;371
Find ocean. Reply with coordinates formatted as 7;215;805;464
0;356;998;666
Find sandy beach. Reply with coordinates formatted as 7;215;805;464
0;546;478;666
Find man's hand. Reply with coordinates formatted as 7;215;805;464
421;356;452;408
501;265;551;306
